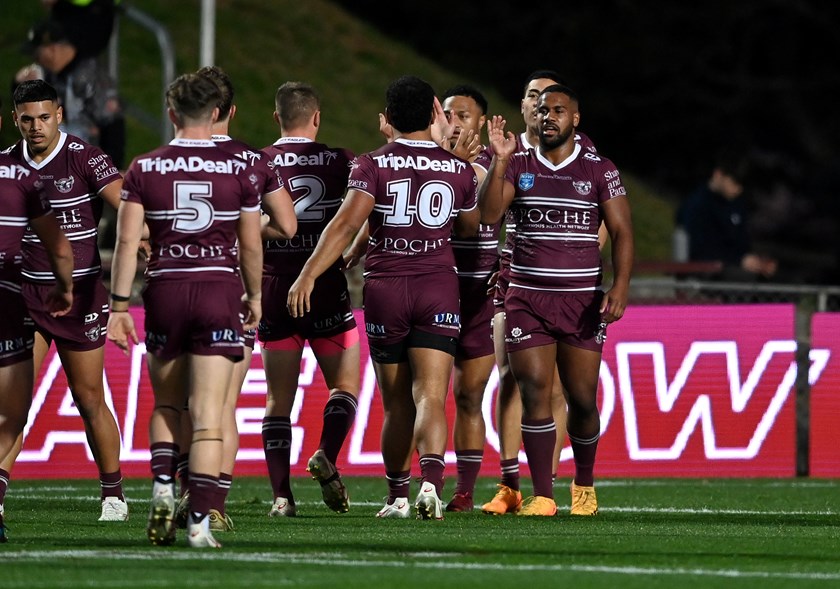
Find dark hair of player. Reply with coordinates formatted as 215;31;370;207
523;69;565;93
275;82;320;130
441;84;488;115
13;79;59;107
385;75;435;134
196;65;234;120
165;73;222;124
538;83;580;106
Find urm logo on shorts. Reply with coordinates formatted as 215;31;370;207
433;313;460;327
1;337;25;352
518;173;535;191
366;323;385;337
211;329;238;343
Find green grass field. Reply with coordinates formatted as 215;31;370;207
3;477;839;588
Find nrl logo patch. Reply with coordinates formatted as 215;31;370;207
54;176;75;193
573;180;592;195
518;173;535;191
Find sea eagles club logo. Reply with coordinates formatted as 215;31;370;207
573;180;592;195
55;176;75;193
518;173;535;191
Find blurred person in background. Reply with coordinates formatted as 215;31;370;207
16;18;125;169
676;148;777;282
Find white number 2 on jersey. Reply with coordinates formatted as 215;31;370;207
383;179;455;228
289;175;340;222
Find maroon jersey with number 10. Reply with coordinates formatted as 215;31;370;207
348;138;477;278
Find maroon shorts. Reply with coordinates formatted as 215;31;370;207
456;277;495;360
504;287;606;353
258;271;356;343
243;329;256;350
142;279;246;361
493;263;510;309
363;272;461;347
0;289;35;367
22;277;108;352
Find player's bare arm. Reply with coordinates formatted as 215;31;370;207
237;209;264;331
599;195;634;324
99;177;124;211
106;199;144;354
29;212;74;317
287;189;373;318
260;186;297;240
343;219;369;271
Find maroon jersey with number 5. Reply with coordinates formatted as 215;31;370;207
120;138;261;284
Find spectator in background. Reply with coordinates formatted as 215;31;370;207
16;18;125;169
676;149;777;281
42;0;120;60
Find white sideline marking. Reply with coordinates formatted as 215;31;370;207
3;550;840;582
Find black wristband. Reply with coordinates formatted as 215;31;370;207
110;293;130;302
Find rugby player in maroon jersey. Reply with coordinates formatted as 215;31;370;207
479;84;633;516
107;73;264;547
2;79;127;523
0;97;74;542
167;65;297;533
288;76;480;520
439;84;498;512
259;81;361;518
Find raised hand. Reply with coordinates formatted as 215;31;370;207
448;128;482;162
487;115;517;159
431;96;455;147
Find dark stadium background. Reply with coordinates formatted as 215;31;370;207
337;0;840;283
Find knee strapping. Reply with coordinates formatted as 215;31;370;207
192;428;223;443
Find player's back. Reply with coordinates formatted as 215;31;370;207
121;139;260;283
261;138;353;275
349;139;477;277
212;135;283;196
